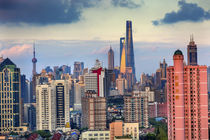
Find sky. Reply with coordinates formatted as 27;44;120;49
0;0;210;80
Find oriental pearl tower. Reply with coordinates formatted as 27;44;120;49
32;43;37;102
32;43;37;76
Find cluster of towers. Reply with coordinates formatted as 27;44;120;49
108;20;136;91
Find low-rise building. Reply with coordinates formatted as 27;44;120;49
123;123;139;140
80;130;110;140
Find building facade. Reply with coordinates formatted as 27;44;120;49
108;47;114;70
81;91;107;130
123;123;139;140
167;50;208;140
109;121;123;140
187;36;197;66
124;92;149;128
0;58;22;133
36;84;56;131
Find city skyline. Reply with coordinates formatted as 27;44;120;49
1;0;210;80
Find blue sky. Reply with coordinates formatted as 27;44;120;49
0;0;210;80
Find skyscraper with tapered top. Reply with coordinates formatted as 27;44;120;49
126;20;136;82
187;35;197;66
108;46;114;70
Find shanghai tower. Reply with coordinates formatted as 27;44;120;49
126;20;136;81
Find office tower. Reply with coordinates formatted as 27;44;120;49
124;92;149;128
126;20;136;81
123;123;139;140
167;49;208;140
84;73;98;94
52;80;70;129
45;66;53;73
84;60;109;97
32;44;37;102
0;58;22;133
109;121;123;140
21;75;29;103
23;103;36;131
187;35;197;65
120;37;125;64
61;65;71;75
74;80;85;111
120;38;126;74
81;90;106;130
73;62;84;79
108;46;114;70
116;74;127;95
36;84;56;131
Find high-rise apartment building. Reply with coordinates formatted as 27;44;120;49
36;80;70;131
52;80;70;129
108;47;114;70
207;66;210;93
0;58;23;133
187;35;197;66
167;49;208;140
36;84;56;131
81;90;106;130
124;92;149;128
74;80;85;111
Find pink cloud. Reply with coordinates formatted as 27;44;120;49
0;44;32;58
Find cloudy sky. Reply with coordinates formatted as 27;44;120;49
0;0;210;80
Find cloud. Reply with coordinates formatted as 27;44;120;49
153;1;210;25
0;0;141;25
111;0;141;8
0;44;32;57
92;46;111;55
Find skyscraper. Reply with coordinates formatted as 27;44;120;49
167;50;208;140
73;62;84;79
120;39;126;74
108;46;114;70
52;80;70;129
0;58;22;133
120;37;125;65
187;35;197;66
36;84;56;131
126;20;136;81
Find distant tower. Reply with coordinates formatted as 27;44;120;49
187;35;197;66
108;46;114;70
32;43;37;76
32;43;37;102
126;20;136;81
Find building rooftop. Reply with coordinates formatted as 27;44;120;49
174;49;183;56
